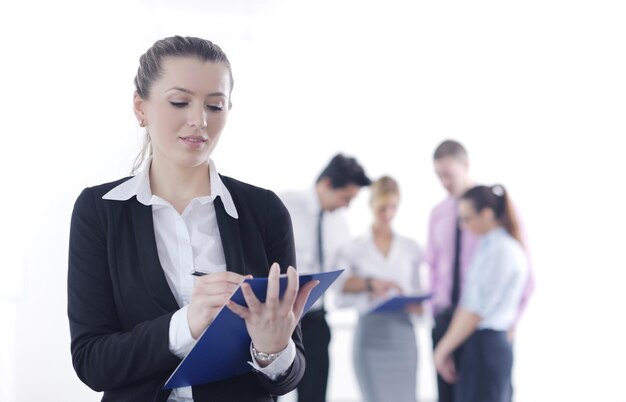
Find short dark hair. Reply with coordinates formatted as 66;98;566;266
316;153;371;189
433;139;468;161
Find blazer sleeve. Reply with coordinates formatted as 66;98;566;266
67;188;180;392
253;189;305;395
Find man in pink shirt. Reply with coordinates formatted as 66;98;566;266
426;140;534;402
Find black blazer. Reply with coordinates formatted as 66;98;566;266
68;175;305;402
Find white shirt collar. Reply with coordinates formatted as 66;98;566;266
480;227;507;246
102;159;238;219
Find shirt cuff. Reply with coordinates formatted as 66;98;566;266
247;339;296;381
168;305;197;358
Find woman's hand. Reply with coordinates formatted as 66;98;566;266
369;278;403;299
434;345;457;383
405;303;424;315
187;271;248;339
507;328;515;343
227;263;319;366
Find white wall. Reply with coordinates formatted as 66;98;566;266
1;0;625;401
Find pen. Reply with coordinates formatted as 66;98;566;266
191;270;254;279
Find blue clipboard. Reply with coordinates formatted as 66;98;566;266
163;269;344;389
367;293;433;314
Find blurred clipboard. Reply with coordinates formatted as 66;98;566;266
163;269;344;389
367;293;433;314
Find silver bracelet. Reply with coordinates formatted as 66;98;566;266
252;345;284;363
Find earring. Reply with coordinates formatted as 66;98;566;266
139;119;146;128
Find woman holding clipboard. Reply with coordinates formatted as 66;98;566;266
334;176;424;402
67;36;317;402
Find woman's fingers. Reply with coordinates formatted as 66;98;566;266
226;300;250;319
195;292;237;307
241;282;262;313
406;303;424;315
393;283;404;294
280;266;299;314
192;272;245;300
209;264;319;325
443;362;457;383
449;360;457;382
437;356;457;383
265;263;281;310
224;265;324;354
292;280;319;319
187;272;252;339
195;281;240;296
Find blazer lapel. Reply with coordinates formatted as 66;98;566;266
214;197;246;276
131;201;180;312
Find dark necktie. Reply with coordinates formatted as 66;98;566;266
451;217;462;307
317;209;325;312
317;209;324;271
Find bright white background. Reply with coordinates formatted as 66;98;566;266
1;0;625;401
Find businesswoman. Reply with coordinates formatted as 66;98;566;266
334;176;423;402
433;185;529;402
68;36;316;402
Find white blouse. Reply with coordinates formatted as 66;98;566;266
333;229;423;314
102;159;295;401
280;187;351;311
460;227;529;330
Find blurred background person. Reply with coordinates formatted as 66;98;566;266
433;185;529;402
280;154;371;402
426;140;534;402
334;176;424;402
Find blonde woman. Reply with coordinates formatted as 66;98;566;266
335;176;423;402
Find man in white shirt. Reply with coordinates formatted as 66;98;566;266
280;154;371;402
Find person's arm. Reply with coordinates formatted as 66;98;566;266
68;188;180;392
405;240;424;315
508;268;534;341
331;244;366;309
510;208;534;332
425;209;440;297
247;189;307;395
339;238;404;297
433;308;481;383
342;276;403;298
435;242;527;381
411;240;422;292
